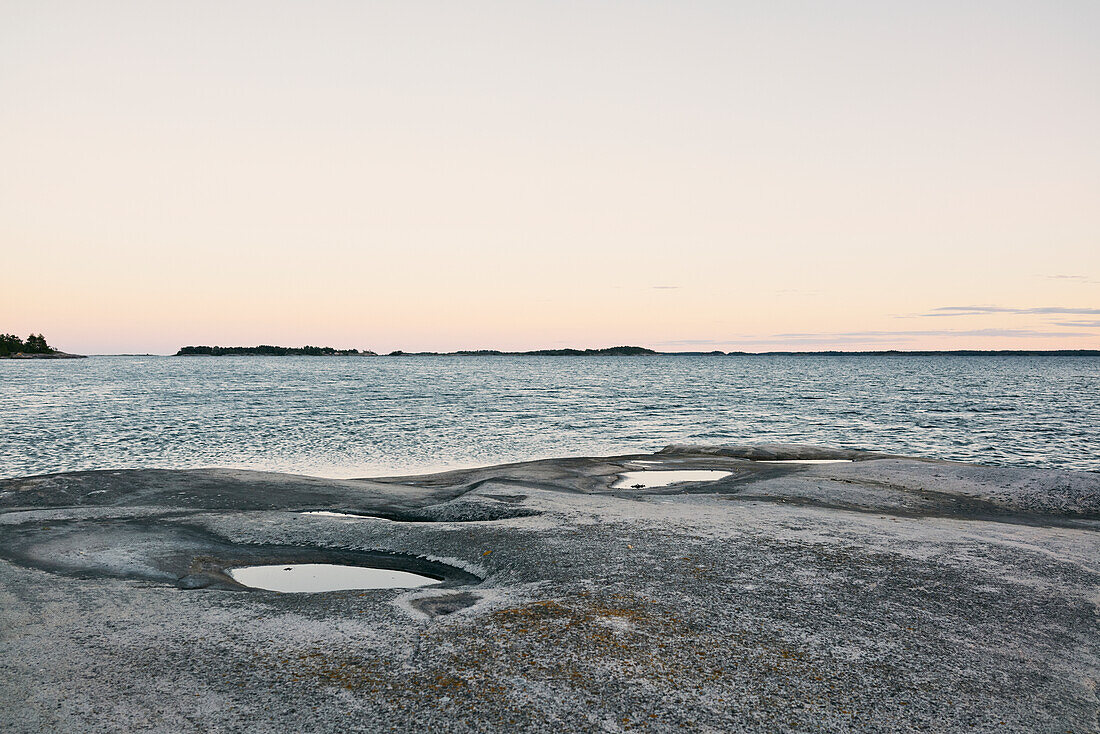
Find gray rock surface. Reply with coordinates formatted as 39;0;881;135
0;446;1097;732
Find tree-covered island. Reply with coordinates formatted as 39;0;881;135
176;345;376;356
0;333;85;358
176;345;660;356
0;332;84;358
390;346;659;356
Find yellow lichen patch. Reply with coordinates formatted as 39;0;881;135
259;591;831;721
287;650;386;691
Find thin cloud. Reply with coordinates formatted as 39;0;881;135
775;328;1094;339
659;327;1095;349
609;285;681;290
660;336;905;347
1053;320;1100;328
924;305;1100;317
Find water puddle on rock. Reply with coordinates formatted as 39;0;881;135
612;470;732;489
758;459;853;464
227;563;440;593
302;511;379;519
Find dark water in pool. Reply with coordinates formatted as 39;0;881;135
2;355;1097;478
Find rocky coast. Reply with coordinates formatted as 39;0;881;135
0;351;85;359
0;445;1096;732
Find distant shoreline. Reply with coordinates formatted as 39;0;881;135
0;351;86;360
172;345;1100;357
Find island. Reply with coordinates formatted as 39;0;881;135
0;333;85;359
175;345;1100;357
175;345;659;356
389;346;658;356
176;345;377;356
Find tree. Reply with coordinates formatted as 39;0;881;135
23;333;53;354
0;334;24;356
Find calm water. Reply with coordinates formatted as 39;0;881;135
1;355;1097;479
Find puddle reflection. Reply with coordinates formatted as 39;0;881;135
228;563;440;592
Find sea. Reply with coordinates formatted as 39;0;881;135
2;355;1097;479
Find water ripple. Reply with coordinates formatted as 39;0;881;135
1;354;1097;478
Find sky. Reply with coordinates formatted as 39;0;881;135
2;0;1098;354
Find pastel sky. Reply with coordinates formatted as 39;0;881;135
2;1;1097;353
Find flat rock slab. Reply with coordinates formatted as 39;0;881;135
0;445;1097;733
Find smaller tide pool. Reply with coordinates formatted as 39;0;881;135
761;459;853;464
228;563;440;593
612;470;732;489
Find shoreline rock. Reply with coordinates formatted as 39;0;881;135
0;351;86;359
1;446;1096;732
